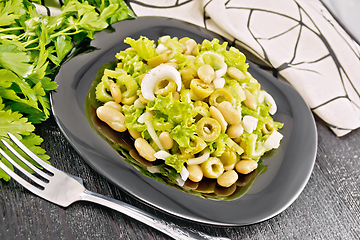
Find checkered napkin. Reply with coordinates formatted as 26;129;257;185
36;0;360;136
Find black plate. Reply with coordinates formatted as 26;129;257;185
51;16;317;226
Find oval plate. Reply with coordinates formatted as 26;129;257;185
51;16;317;226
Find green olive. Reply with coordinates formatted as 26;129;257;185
193;100;209;110
137;91;148;105
193;101;210;121
147;53;168;68
190;79;214;99
219;146;237;167
261;119;275;135
154;79;177;97
180;67;197;89
209;88;234;107
196;117;221;142
188;136;207;154
200;157;224;179
121;94;137;105
179;136;206;155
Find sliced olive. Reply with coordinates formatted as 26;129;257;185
121;94;137;105
196;117;221;142
209;88;234;107
261;119;275;135
220;146;237;168
188;136;207;154
147;53;168;68
201;157;224;179
190;79;214;99
193;100;209;110
154;79;177;97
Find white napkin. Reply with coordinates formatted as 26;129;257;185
36;0;360;136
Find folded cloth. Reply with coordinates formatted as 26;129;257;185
35;0;360;136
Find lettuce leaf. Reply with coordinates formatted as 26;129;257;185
115;49;149;79
164;37;182;57
124;36;157;61
170;124;197;151
147;94;195;126
151;112;174;132
223;46;249;74
122;105;146;133
200;38;227;53
207;133;229;157
165;154;187;173
224;78;245;110
159;164;179;184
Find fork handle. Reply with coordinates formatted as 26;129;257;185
81;190;228;240
79;190;229;240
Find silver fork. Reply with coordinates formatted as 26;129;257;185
0;133;230;240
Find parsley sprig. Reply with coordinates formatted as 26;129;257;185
0;0;134;180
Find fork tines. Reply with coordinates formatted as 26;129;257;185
0;132;51;193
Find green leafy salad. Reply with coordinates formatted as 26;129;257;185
0;0;134;181
91;35;284;200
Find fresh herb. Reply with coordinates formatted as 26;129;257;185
0;0;134;181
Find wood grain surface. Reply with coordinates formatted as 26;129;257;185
1;115;360;240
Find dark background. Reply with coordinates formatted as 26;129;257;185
2;0;360;237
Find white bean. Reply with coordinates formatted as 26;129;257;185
96;106;126;132
134;138;156;162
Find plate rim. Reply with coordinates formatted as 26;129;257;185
50;16;318;226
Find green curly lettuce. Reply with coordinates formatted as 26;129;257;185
170;124;197;151
115;49;149;79
123;36;157;61
147;94;195;126
122;105;146;133
208;132;228;157
165;154;187;173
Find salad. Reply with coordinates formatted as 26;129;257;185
89;35;283;200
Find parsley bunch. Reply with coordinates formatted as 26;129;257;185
0;0;134;180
